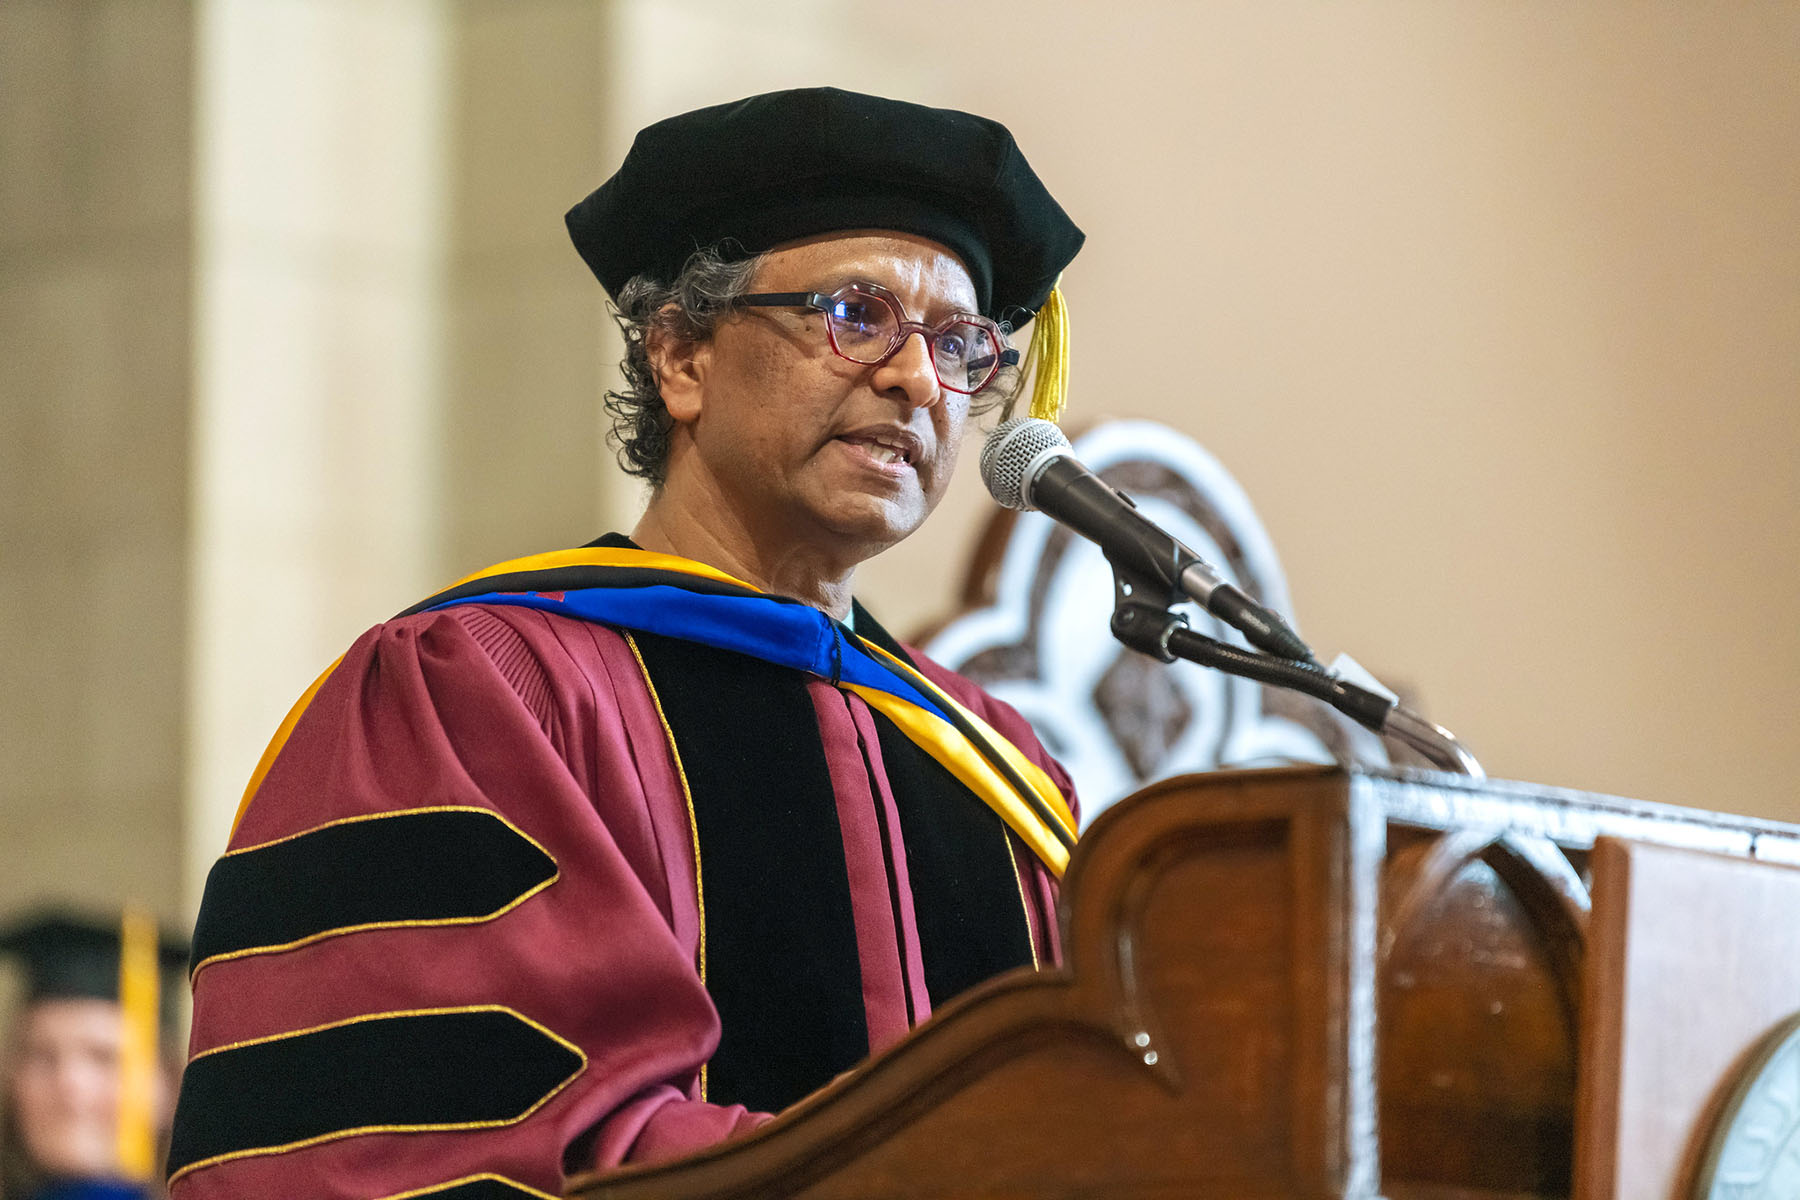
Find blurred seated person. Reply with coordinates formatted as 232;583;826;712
1;911;188;1200
168;87;1084;1198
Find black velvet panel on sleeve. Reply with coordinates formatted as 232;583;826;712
189;808;557;974
165;1008;583;1182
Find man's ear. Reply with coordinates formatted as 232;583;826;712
647;321;709;424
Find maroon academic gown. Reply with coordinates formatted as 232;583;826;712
172;600;1073;1199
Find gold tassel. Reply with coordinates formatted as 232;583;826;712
1018;282;1070;424
116;904;158;1181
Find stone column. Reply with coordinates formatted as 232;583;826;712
184;0;618;907
0;1;194;926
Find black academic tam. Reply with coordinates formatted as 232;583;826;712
0;909;189;1006
565;86;1084;323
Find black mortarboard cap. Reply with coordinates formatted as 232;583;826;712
565;87;1085;322
0;910;189;1006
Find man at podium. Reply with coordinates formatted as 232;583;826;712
167;88;1083;1198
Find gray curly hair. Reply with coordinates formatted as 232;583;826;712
603;245;1021;487
603;246;764;487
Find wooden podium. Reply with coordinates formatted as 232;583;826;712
568;767;1800;1200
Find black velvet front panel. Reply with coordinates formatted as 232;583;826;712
627;633;870;1114
851;607;1037;1006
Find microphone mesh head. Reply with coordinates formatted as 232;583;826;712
980;417;1071;511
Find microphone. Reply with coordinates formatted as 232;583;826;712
980;417;1314;663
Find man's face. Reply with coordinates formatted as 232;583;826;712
661;232;981;566
7;997;137;1178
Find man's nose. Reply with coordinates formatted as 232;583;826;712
873;329;943;410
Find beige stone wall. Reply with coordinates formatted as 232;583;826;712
0;1;193;925
601;2;1800;817
831;2;1800;819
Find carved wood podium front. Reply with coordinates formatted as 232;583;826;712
568;768;1800;1200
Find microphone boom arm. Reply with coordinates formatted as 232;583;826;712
1108;565;1485;779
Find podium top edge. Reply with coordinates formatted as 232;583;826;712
1117;764;1800;860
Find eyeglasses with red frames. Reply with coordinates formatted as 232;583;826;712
735;281;1020;395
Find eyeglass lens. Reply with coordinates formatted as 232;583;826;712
823;288;1004;394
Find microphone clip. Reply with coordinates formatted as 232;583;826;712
1108;560;1190;663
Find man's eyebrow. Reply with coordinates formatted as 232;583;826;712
805;274;981;318
806;271;875;295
